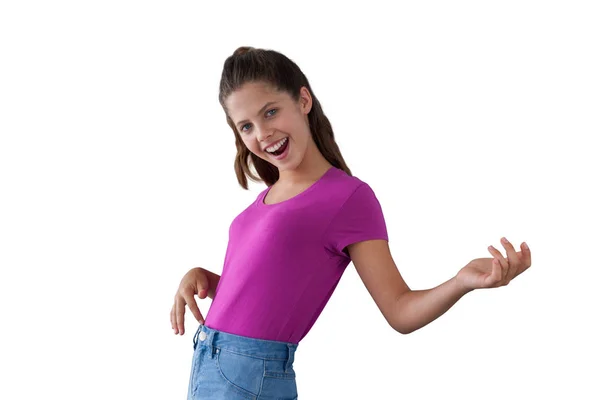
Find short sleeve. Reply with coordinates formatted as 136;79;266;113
323;183;389;258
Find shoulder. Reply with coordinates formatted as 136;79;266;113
333;169;385;209
324;168;386;218
326;167;373;200
322;170;389;258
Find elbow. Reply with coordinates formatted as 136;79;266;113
393;323;416;335
390;290;417;334
389;318;416;334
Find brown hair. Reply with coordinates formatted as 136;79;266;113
218;46;352;189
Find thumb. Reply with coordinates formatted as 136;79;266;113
198;287;208;299
195;271;210;299
484;258;502;287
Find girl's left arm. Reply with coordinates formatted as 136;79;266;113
347;237;532;334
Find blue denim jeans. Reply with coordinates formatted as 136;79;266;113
187;323;299;399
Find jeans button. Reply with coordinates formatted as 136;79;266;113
199;331;207;341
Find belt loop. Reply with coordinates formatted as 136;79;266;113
209;329;217;359
285;344;293;372
192;324;202;351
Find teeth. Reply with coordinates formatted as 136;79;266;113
266;137;287;153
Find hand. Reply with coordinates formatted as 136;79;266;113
456;237;532;292
170;267;210;335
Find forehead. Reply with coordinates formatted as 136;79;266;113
226;82;288;114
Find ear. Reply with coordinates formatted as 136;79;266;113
299;86;313;115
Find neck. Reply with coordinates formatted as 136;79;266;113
277;142;332;185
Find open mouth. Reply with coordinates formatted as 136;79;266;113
268;137;289;157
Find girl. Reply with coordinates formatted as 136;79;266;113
170;46;533;400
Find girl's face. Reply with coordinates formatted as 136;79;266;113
225;81;313;172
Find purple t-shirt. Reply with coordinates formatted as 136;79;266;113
203;166;388;344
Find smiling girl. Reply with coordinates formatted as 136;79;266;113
171;46;533;400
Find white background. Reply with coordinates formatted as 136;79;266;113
1;1;599;399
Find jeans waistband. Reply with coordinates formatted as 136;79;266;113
192;324;298;372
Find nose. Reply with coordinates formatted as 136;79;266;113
256;124;274;143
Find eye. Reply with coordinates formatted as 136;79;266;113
239;109;278;133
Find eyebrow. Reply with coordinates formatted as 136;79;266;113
235;101;278;129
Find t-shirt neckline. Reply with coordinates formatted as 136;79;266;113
257;166;338;208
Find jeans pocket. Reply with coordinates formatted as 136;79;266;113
215;347;264;398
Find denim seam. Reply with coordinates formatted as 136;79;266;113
264;371;296;380
214;332;297;346
219;346;289;361
215;347;259;399
257;359;266;397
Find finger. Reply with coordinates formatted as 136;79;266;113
170;305;176;333
500;237;519;282
175;295;186;335
495;258;506;287
183;290;205;324
510;244;532;279
488;245;508;280
195;274;210;300
514;242;533;277
485;258;503;287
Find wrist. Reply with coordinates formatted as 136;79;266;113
453;275;474;296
